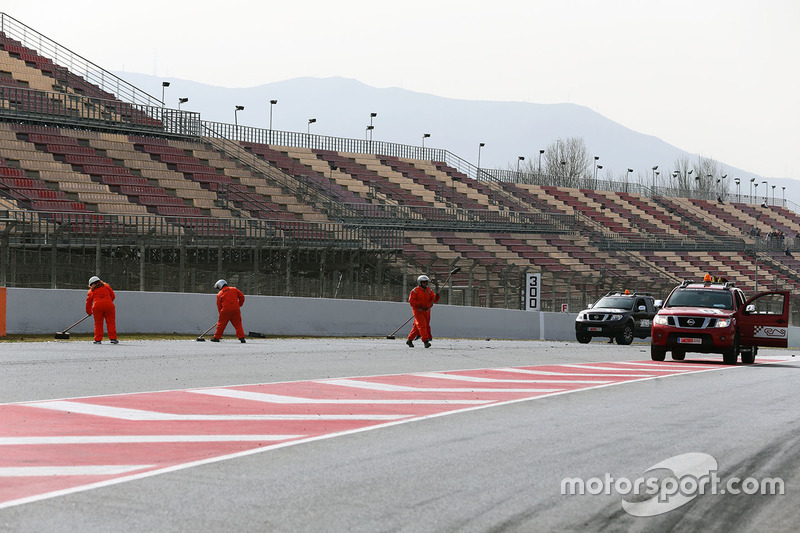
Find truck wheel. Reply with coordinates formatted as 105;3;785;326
740;346;755;365
616;323;634;345
722;334;740;365
651;345;666;361
671;349;686;361
576;333;592;344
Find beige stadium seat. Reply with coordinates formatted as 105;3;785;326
76;192;131;204
59;182;111;193
95;203;149;215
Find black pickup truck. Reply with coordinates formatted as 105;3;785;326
575;291;659;345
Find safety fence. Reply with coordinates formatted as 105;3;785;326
0;12;160;107
0;86;202;137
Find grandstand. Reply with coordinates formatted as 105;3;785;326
0;12;798;319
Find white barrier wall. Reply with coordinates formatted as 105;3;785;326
5;288;578;340
5;288;800;346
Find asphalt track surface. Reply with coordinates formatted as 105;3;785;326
1;337;799;532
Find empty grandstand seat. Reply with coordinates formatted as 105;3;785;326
154;205;203;217
98;175;149;186
118;185;170;197
26;133;79;145
0;166;27;178
138;195;185;207
30;199;86;212
79;164;132;176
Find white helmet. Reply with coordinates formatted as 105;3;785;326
214;279;227;290
417;275;430;284
88;276;100;286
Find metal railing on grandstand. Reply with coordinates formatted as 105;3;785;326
0;209;402;249
0;86;202;137
0;12;161;108
203;121;447;163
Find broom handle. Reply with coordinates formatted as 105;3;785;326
389;315;414;337
437;268;459;295
64;314;92;333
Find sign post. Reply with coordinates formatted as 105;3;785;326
525;273;541;311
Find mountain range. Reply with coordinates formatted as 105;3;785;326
114;73;799;208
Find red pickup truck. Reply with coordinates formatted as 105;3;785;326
650;278;789;364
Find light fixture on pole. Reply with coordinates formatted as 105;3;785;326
161;81;170;107
627;168;633;181
422;133;430;149
365;125;374;141
772;184;776;205
750;177;756;202
477;143;485;173
734;178;740;203
234;105;244;133
761;180;768;203
782;186;786;206
517;156;525;173
269;99;278;144
369;112;377;142
308;118;316;135
538;149;545;175
177;97;188;110
652;165;658;185
595;165;603;187
592;156;599;187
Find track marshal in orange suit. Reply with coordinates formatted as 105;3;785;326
85;276;118;344
407;274;440;348
212;279;246;343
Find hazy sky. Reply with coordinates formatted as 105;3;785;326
5;1;800;179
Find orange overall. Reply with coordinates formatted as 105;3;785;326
408;285;440;342
86;282;117;342
214;285;245;340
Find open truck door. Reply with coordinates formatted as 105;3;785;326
738;291;790;348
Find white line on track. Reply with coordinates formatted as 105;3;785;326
0;435;305;445
24;401;408;421
615;361;717;368
0;465;154;477
413;372;614;384
498;368;653;378
562;364;691;372
188;388;491;405
320;379;563;393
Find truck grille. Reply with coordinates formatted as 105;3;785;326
670;316;717;328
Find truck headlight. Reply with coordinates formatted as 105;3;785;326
715;318;731;328
610;314;623;321
654;315;669;326
576;313;585;322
